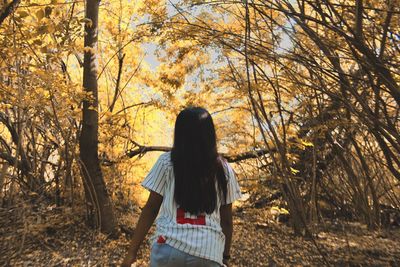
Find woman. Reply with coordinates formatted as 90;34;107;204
121;107;242;267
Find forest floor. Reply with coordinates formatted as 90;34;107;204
1;198;400;267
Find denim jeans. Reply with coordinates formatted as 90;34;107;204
150;243;221;267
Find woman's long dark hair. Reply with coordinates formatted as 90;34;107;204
171;107;227;214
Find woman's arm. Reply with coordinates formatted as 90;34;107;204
121;191;163;267
220;203;233;266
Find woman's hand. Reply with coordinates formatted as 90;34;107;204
120;252;136;267
121;191;163;267
221;204;232;267
222;259;230;267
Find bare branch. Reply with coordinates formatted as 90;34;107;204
126;145;272;163
0;0;21;26
355;0;364;40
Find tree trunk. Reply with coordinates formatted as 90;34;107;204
0;0;21;26
80;0;117;235
0;163;8;199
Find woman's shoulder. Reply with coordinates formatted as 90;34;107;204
217;155;229;167
218;154;227;162
218;155;234;177
158;151;173;167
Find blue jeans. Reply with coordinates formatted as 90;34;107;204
150;243;221;267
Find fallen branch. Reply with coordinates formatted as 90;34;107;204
0;152;27;171
224;148;275;162
126;146;273;163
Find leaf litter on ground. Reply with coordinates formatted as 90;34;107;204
0;199;399;266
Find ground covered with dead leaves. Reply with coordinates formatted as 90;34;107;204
1;199;399;267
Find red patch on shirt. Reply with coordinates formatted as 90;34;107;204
157;235;166;243
176;208;206;225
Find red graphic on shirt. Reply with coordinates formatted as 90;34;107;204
176;208;206;225
157;235;166;243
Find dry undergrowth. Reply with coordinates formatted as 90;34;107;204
1;199;399;267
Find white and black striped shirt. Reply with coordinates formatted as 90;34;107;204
141;152;242;265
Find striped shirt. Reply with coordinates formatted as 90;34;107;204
141;152;242;266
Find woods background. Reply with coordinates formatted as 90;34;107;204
0;0;399;265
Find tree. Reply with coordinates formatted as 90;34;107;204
80;0;117;235
144;0;399;233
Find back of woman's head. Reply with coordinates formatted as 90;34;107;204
171;107;227;214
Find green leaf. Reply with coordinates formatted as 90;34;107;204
290;167;300;174
17;11;30;18
36;9;45;21
301;140;314;147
